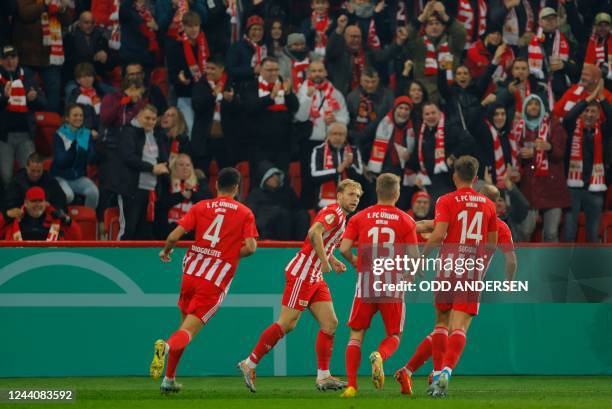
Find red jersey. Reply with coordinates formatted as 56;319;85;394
286;203;346;283
178;197;258;292
497;218;514;254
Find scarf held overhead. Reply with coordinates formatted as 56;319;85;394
567;118;607;192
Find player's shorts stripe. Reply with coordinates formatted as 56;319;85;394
214;262;232;287
348;295;357;321
204;259;222;280
201;291;225;323
194;257;212;277
288;278;304;309
186;254;204;275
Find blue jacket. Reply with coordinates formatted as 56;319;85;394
50;126;97;180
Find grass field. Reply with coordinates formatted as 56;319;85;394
2;376;611;409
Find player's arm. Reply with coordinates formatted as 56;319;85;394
329;253;348;273
309;221;332;273
160;225;187;262
339;238;357;269
416;219;434;234
422;222;448;258
486;230;498;253
504;250;517;282
240;237;258;258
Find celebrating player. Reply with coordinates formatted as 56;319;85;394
338;173;420;398
150;168;259;394
394;156;498;398
238;179;363;393
395;182;517;396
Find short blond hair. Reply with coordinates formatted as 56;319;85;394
337;178;362;194
376;173;400;201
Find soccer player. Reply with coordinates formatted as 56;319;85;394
238;179;363;392
394;183;517;396
338;173;420;398
149;168;259;393
394;156;498;398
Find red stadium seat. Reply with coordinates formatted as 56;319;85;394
43;158;52;171
236;161;250;201
104;207;120;240
605;186;612;210
600;211;612;243
151;67;169;98
288;162;301;198
34;112;62;157
208;161;219;196
87;164;99;185
68;206;98;240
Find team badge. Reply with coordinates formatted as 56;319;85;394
325;214;335;225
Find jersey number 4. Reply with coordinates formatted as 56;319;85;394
202;214;225;248
458;210;483;244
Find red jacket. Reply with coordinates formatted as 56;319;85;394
91;0;114;27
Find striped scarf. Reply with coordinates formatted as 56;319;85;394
167;180;199;223
258;77;287;111
503;0;534;46
134;2;159;53
208;72;227;122
424;36;453;84
183;31;210;82
417;113;447;185
528;28;569;80
291;57;310;93
312;11;330;56
76;86;101;114
244;36;267;67
0;68;27;113
567;118;607;192
486;120;517;189
167;0;189;40
307;80;340;120
11;208;61;241
512;114;550;177
320;142;352;205
585;33;612;79
456;0;486;49
42;0;67;65
368;113;415;174
109;0;121;50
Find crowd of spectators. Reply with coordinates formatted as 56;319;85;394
0;0;611;243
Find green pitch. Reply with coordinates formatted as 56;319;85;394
2;376;611;409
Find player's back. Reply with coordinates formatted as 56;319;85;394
351;204;417;247
179;196;257;291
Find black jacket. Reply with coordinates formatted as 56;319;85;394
247;161;303;216
226;39;262;85
0;66;46;139
3;169;66;218
166;38;200;98
63;25;116;80
472;107;514;186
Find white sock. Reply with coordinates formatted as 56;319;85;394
163;376;175;382
433;370;441;377
405;368;413;377
442;366;452;375
245;358;257;369
164;342;170;354
317;369;331;380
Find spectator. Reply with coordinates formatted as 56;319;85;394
395;79;429;131
4;153;67;222
488;169;530;241
344;0;392;48
65;62;104;130
191;57;237;171
243;56;298;176
454;0;488;50
563;82;611;242
63;10;116;94
401;1;466;103
50;103;99;210
155;0;207;42
166;11;210;135
6;186;80;241
247;160;310;240
295;59;349;205
465;24;515;82
346;67;394;158
113;104;169;240
202;0;232;56
513;94;569;242
496;57;549;120
226;15;267;86
158;106;190;166
91;0;116;28
310;122;364;209
502;0;537;48
325;16;408;95
527;7;577;109
119;0;160;70
0;45;45;187
406;190;431;243
583;12;611;82
265;18;285;57
553;64;612;119
156;152;212;239
12;0;74;113
277;33;310;93
301;0;332;56
407;102;473;202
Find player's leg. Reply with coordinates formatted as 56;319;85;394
341;329;365;398
395;331;432;395
310;299;346;391
428;306;451;396
370;302;403;391
436;308;474;396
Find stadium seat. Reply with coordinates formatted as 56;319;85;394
68;206;98;240
208;161;219;196
288;162;302;198
151;67;169;98
103;207;120;240
236;161;250;201
87;164;99;185
600;211;612;243
576;212;586;243
43;158;52;171
34;112;62;157
605;187;612;210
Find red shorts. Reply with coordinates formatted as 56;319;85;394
282;276;332;311
348;297;405;335
435;302;480;316
178;275;225;322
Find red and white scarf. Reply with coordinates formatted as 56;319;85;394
503;0;534;46
486;120;518;188
513;80;531;115
208;72;228;122
528;28;569;80
10;208;61;241
167;0;189;40
555;84;585;118
424;36;453;84
456;0;487;49
567;118;607;192
42;0;68;65
245;36;267;67
368;113;415;173
0;69;27;113
351;48;366;90
417;113;448;185
320;142;353;205
183;31;210;82
313;11;330;55
76;86;101;114
367;19;381;50
258;77;287;111
167;180;199;223
355;93;376;130
109;0;121;50
291;57;310;93
227;0;240;43
135;2;159;54
308;80;340;120
512;114;550;176
585;33;612;79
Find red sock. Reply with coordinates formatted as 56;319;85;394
377;335;400;361
431;326;448;372
165;329;191;378
345;339;361;388
443;329;467;370
405;334;432;373
316;330;334;371
249;323;285;364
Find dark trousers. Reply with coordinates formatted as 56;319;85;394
299;139;323;209
193;137;234;174
118;189;154;240
565;188;604;243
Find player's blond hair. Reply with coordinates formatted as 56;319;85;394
337;179;362;194
376;173;400;201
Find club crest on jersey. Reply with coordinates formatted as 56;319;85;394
325;213;336;225
299;299;309;307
